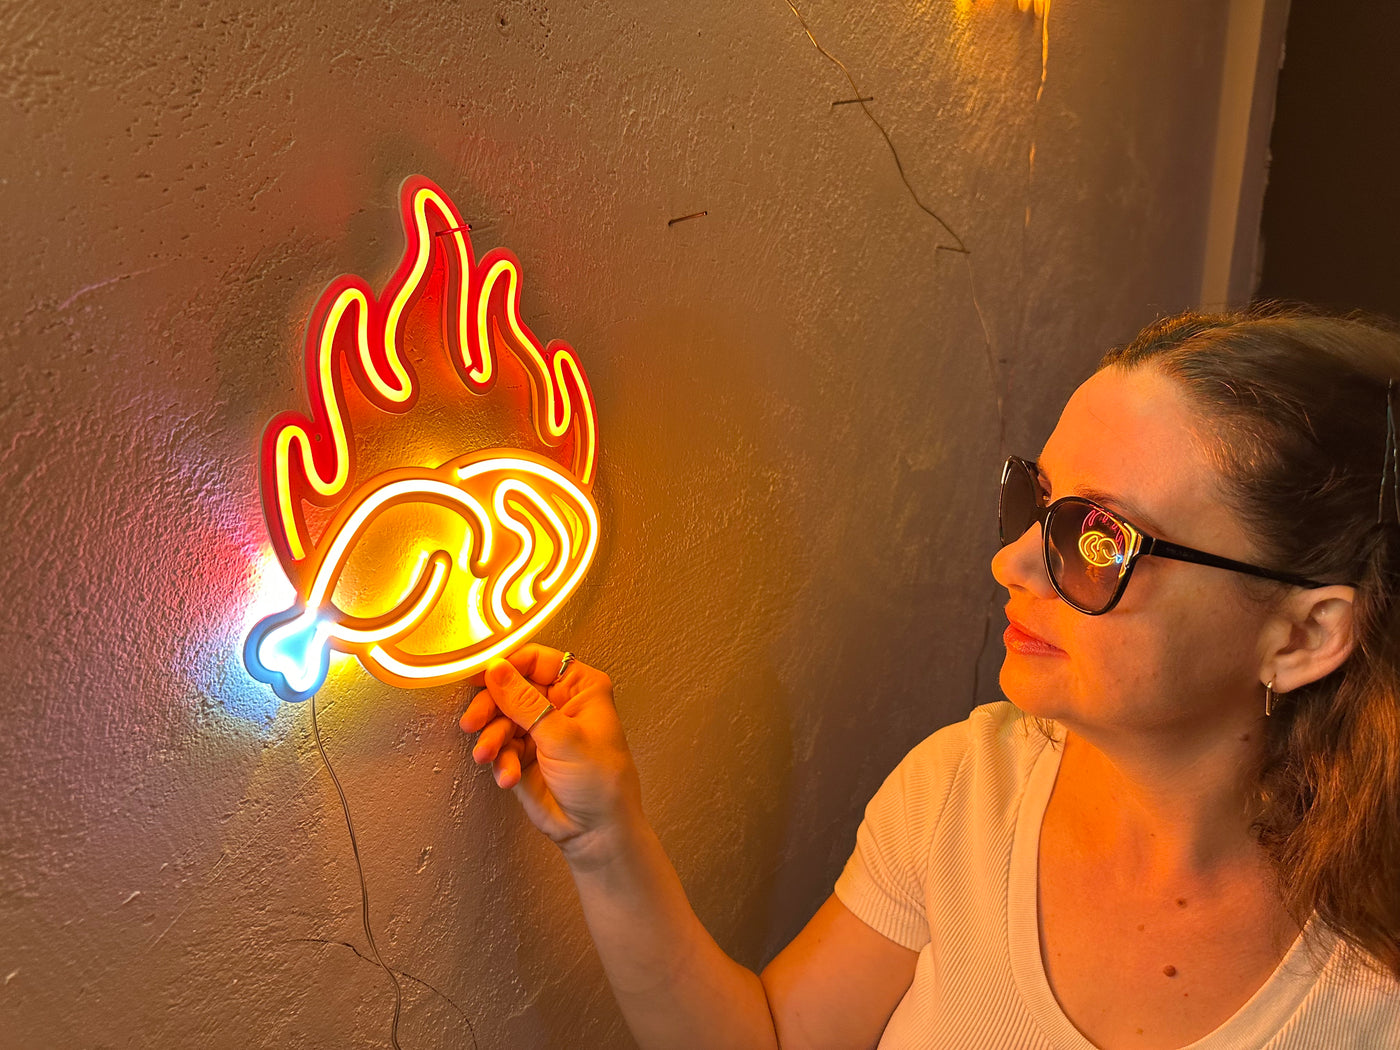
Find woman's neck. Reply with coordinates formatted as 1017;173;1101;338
1053;723;1270;890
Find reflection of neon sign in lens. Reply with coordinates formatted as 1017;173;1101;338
243;176;599;704
1078;530;1121;567
1077;510;1124;569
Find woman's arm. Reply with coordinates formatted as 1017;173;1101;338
566;811;780;1049
462;648;917;1050
763;895;918;1050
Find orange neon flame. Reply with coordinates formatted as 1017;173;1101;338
244;176;599;702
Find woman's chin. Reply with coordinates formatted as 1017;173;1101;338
998;662;1069;720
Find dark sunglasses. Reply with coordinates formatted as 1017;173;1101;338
998;456;1329;615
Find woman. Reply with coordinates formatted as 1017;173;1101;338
461;308;1400;1049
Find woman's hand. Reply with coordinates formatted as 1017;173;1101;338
460;644;643;866
467;650;790;1050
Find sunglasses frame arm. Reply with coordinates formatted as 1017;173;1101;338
1140;536;1329;591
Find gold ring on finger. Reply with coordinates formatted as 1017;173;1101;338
526;702;556;734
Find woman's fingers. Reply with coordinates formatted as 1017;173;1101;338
464;655;563;769
459;688;500;732
493;738;525;789
458;647;639;849
471;713;519;765
484;657;557;733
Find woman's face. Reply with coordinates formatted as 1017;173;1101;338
990;365;1278;738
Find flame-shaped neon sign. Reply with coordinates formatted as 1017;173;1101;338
244;176;599;703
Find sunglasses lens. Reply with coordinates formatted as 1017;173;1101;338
998;460;1039;546
1046;501;1128;612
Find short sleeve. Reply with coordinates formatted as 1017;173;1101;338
834;718;973;952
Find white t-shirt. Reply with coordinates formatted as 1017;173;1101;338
834;701;1400;1049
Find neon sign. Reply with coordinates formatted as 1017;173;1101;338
244;176;599;703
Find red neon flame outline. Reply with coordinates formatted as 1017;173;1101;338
260;174;597;571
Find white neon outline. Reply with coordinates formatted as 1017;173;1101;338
492;480;573;623
329;554;451;645
305;478;492;609
251;456;596;695
366;496;598;683
363;459;600;683
508;483;572;592
252;539;453;693
491;493;537;631
462;572;492;646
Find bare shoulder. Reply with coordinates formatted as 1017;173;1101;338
761;894;918;1050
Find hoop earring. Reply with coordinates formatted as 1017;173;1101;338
1265;679;1275;718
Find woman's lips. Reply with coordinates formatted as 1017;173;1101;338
1004;620;1064;655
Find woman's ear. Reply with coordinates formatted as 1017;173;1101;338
1267;585;1357;693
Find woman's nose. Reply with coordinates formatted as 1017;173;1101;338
990;521;1055;598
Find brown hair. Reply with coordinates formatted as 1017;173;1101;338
1089;305;1400;981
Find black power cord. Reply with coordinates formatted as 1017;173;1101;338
310;691;405;1049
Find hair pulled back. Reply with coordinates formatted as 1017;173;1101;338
1099;305;1400;980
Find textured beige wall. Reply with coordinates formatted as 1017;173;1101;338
1;1;1230;1046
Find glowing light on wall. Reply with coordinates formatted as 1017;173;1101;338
948;0;1049;21
244;176;600;703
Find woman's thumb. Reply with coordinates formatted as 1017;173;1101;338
485;657;554;732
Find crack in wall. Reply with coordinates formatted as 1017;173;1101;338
288;937;481;1048
780;0;967;254
777;2;1012;714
